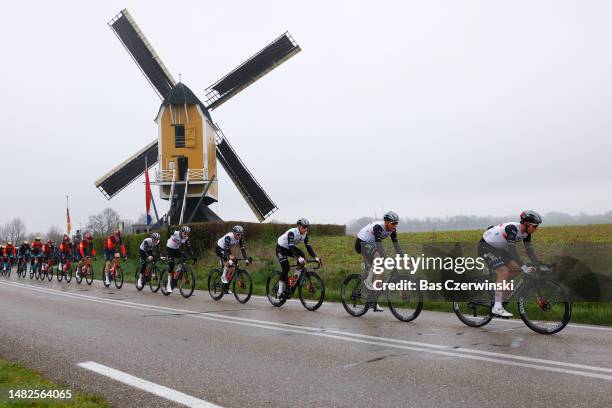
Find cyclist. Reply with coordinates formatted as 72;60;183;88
355;211;403;311
73;230;82;262
103;229;127;286
215;225;252;293
478;210;543;318
77;232;96;278
276;219;322;301
165;226;196;293
137;232;162;288
30;237;44;270
3;240;16;273
42;239;56;271
58;235;73;274
17;241;30;271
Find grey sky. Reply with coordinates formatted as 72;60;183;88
1;0;611;233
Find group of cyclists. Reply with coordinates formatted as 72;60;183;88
2;209;544;319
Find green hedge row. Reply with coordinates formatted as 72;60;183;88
91;221;346;258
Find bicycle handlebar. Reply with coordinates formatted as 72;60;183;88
289;259;321;270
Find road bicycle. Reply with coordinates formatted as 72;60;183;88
57;255;73;283
1;256;13;277
135;257;162;293
160;254;196;298
104;257;125;289
341;263;423;322
17;255;29;278
452;263;571;335
208;258;253;303
29;254;43;279
39;256;55;282
76;256;95;285
266;260;325;311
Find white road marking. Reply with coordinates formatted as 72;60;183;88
3;280;612;380
78;361;221;408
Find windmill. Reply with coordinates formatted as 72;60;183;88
94;9;301;223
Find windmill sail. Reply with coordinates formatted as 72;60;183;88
214;127;277;221
109;9;176;98
95;140;159;200
204;32;301;110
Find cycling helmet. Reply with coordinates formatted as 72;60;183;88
151;232;161;240
180;225;191;234
7;241;12;246
63;234;70;242
114;229;122;238
232;225;244;234
23;241;29;245
47;239;53;245
35;236;41;242
84;233;93;240
297;218;310;227
520;210;542;225
383;211;400;223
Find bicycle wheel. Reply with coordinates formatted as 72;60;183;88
85;264;94;286
56;266;62;282
29;265;34;279
76;265;83;284
114;266;123;289
341;274;369;317
386;274;423;322
135;267;144;291
160;271;171;296
35;265;41;280
65;265;72;283
47;265;53;282
208;269;224;301
519;279;571;335
266;271;286;307
233;269;253;304
452;277;493;328
178;267;195;298
298;271;325;311
149;265;161;293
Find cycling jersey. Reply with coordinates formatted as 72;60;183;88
79;239;95;257
480;222;538;266
216;232;248;259
104;235;126;255
139;238;159;255
277;228;317;258
166;231;191;250
356;221;401;258
59;242;72;255
30;241;43;254
18;245;29;257
43;244;55;256
3;245;16;257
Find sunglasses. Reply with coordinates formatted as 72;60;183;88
528;223;539;229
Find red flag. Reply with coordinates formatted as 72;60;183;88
145;163;153;225
66;206;71;235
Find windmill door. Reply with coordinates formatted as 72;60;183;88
177;157;188;181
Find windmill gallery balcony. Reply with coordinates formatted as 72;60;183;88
151;169;210;185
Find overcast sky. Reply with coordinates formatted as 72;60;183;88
1;0;611;233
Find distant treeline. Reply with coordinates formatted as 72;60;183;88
346;211;612;234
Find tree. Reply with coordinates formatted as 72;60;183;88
46;226;63;243
86;208;121;237
0;218;26;243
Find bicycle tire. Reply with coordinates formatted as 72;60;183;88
76;265;83;284
47;265;53;282
114;266;123;289
452;276;494;328
149;265;160;293
85;264;94;286
341;274;369;317
233;269;253;304
266;271;286;307
208;269;224;301
65;265;72;283
518;279;571;335
387;274;423;322
298;271;325;311
178;267;195;298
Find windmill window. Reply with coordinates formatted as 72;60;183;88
174;125;185;148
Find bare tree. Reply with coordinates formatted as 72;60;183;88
1;218;27;243
136;213;148;224
46;226;63;243
86;208;121;237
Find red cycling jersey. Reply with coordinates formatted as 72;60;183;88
43;244;55;256
3;245;16;257
59;242;73;254
104;236;126;256
31;241;43;253
79;239;96;257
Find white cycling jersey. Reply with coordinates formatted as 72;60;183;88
217;232;241;249
357;221;392;243
483;222;529;249
166;231;188;250
277;227;307;249
139;238;157;252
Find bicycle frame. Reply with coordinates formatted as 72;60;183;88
285;260;320;298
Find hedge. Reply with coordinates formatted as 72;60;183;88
91;221;346;258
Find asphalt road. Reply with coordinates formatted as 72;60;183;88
0;273;611;408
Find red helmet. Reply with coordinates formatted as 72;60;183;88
114;229;121;238
63;235;70;242
47;240;54;245
85;233;93;240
